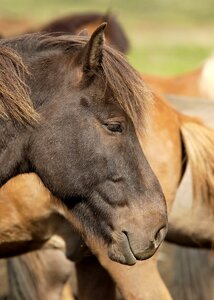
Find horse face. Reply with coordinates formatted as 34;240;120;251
28;25;167;265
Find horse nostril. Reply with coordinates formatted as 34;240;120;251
154;226;167;248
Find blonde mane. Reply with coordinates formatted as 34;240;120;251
181;121;214;209
0;46;39;126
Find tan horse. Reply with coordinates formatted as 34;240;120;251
2;91;214;300
82;93;214;300
0;174;77;300
143;56;214;100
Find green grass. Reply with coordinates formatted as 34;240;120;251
1;0;214;24
1;0;214;75
129;45;212;76
128;24;214;74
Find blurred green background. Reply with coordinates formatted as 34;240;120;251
0;0;214;75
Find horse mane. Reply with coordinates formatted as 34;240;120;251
1;33;151;134
180;121;214;210
100;44;151;133
40;12;129;53
0;46;39;126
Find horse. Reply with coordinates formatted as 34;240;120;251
69;95;214;299
1;26;214;299
2;96;214;299
0;173;78;300
0;173;116;300
82;93;214;300
40;12;129;54
142;55;214;100
0;25;168;266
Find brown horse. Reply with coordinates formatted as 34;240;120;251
83;93;214;300
0;26;169;265
40;12;129;54
143;55;214;100
2;96;214;300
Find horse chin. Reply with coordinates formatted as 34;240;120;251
107;235;137;266
132;248;157;261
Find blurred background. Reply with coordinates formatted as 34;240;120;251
0;0;214;75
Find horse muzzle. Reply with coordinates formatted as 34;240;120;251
108;223;167;265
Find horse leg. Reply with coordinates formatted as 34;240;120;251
7;248;75;300
75;255;116;300
95;252;172;300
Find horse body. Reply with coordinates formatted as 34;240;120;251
143;69;201;98
0;173;86;259
0;173;85;300
0;173;59;257
143;56;214;100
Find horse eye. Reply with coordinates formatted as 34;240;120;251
105;123;123;133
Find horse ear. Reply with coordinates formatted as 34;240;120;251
82;23;106;73
78;28;89;37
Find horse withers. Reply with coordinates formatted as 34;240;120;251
0;24;167;265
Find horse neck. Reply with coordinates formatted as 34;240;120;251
143;68;202;97
0;121;30;186
141;94;183;209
